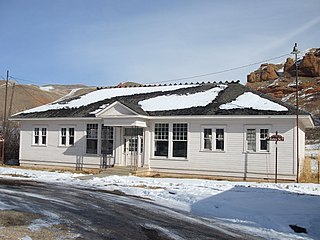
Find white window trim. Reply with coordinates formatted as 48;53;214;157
172;123;188;158
152;122;189;160
59;126;76;147
85;123;100;155
201;125;226;152
153;123;169;158
32;126;48;146
244;125;271;153
101;125;115;156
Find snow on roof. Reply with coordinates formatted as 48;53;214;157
139;85;226;111
22;84;197;114
219;92;288;112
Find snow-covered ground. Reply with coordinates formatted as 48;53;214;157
0;167;319;239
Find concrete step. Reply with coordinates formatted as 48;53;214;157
76;166;150;180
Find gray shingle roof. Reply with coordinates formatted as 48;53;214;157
12;81;309;119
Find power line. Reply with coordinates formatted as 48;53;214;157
18;84;49;105
9;76;53;85
146;53;291;84
9;52;291;86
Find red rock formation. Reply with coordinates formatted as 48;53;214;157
247;64;279;82
299;51;320;77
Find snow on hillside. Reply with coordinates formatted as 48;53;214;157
39;86;54;92
22;84;197;114
0;167;319;239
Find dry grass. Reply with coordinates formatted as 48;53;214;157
300;156;320;183
0;210;79;240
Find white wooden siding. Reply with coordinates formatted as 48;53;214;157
18;116;306;180
149;118;299;180
20;120;104;168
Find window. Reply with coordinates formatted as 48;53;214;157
101;125;113;155
154;123;169;157
216;129;224;151
153;123;188;158
246;127;270;152
260;129;269;151
246;129;256;152
33;127;47;146
173;123;188;157
204;129;212;150
86;124;98;154
60;127;75;146
34;128;39;144
69;128;75;145
61;128;67;145
202;127;225;151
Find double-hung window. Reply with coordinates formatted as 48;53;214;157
173;123;188;157
101;125;113;155
246;129;256;152
246;127;270;152
154;123;188;158
154;123;169;157
60;127;75;146
260;129;269;151
202;126;225;151
86;124;98;154
33;127;47;146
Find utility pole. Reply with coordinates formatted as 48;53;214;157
291;44;300;183
8;82;16;117
2;70;9;164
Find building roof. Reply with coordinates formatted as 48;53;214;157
12;81;310;119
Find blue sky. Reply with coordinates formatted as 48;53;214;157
0;0;319;86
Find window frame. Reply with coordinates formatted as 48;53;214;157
86;123;99;155
244;126;271;153
59;126;76;147
172;123;188;158
153;122;188;159
32;126;47;146
101;125;114;155
154;123;169;157
201;125;226;152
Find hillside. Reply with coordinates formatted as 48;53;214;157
0;81;95;119
246;48;320;142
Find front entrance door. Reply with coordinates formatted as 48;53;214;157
123;128;143;168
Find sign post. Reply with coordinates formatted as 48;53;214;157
269;131;284;183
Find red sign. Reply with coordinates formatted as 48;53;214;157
270;134;284;142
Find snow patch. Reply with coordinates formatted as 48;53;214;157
219;92;288;111
139;85;226;111
28;210;61;232
40;86;54;92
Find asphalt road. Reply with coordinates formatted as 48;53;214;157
0;178;259;240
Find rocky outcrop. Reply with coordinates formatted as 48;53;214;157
284;58;294;75
248;48;320;83
298;49;320;77
247;64;280;82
